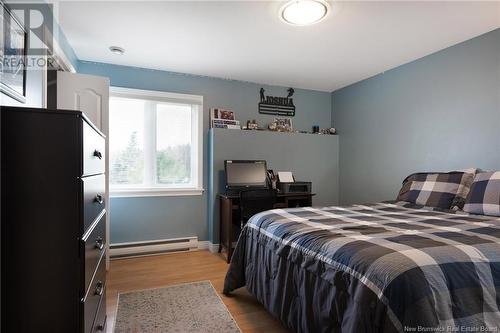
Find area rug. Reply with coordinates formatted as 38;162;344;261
114;281;241;333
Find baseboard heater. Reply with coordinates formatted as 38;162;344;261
110;236;199;259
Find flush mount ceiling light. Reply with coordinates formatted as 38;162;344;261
109;46;125;55
280;0;330;26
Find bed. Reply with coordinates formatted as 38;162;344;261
223;201;500;332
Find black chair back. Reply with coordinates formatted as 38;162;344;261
239;189;277;226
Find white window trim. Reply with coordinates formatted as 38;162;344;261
109;86;204;197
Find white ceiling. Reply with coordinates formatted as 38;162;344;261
56;1;500;92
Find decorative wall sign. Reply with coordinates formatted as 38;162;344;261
258;88;295;116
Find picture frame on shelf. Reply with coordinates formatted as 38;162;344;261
209;107;240;129
219;109;235;120
210;108;235;121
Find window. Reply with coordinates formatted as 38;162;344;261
109;87;203;196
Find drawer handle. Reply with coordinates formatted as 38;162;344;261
93;150;103;159
95;237;104;251
94;281;104;296
95;194;104;204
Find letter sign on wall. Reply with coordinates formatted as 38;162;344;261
258;88;295;116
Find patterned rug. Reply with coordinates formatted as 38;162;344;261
114;281;241;333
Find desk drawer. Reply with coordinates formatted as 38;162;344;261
83;213;106;292
84;254;106;333
83;121;105;176
83;174;105;232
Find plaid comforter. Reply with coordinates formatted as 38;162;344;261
224;201;500;332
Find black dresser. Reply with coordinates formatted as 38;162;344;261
1;106;107;333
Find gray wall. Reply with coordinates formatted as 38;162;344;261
77;61;333;244
332;28;500;205
208;129;339;243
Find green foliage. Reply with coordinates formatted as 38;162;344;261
110;131;144;184
156;144;191;184
110;131;191;185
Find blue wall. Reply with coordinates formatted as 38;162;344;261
332;28;500;205
78;61;333;244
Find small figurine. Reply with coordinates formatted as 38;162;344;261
247;119;259;130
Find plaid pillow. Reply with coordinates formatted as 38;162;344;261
397;172;467;209
451;168;481;209
463;171;500;216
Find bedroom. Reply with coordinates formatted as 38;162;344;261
0;0;499;332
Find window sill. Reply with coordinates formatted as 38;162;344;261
110;188;204;198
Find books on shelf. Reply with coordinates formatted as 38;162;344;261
212;119;240;125
213;124;241;129
212;119;241;129
210;108;241;129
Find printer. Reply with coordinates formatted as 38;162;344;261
276;171;312;193
278;181;312;194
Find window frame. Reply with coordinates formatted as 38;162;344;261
109;86;204;198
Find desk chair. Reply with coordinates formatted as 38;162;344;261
239;189;277;228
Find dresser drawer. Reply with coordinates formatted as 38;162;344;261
84;254;106;333
92;291;107;333
83;174;105;232
83;213;106;292
83;121;105;176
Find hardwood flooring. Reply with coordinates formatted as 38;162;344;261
106;250;289;333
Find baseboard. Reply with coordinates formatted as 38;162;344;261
197;241;210;250
110;236;199;259
197;241;219;253
208;242;220;253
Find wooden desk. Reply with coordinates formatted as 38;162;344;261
218;192;315;263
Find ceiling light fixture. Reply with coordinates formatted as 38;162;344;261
280;0;330;26
109;46;125;55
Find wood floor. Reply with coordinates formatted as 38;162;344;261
105;250;289;333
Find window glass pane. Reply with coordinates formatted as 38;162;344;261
156;103;192;185
109;97;145;185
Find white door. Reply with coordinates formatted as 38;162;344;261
57;71;109;131
56;71;111;269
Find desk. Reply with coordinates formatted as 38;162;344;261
218;192;315;263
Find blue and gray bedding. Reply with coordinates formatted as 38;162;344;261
224;201;500;332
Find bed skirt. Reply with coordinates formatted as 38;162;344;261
223;227;397;333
